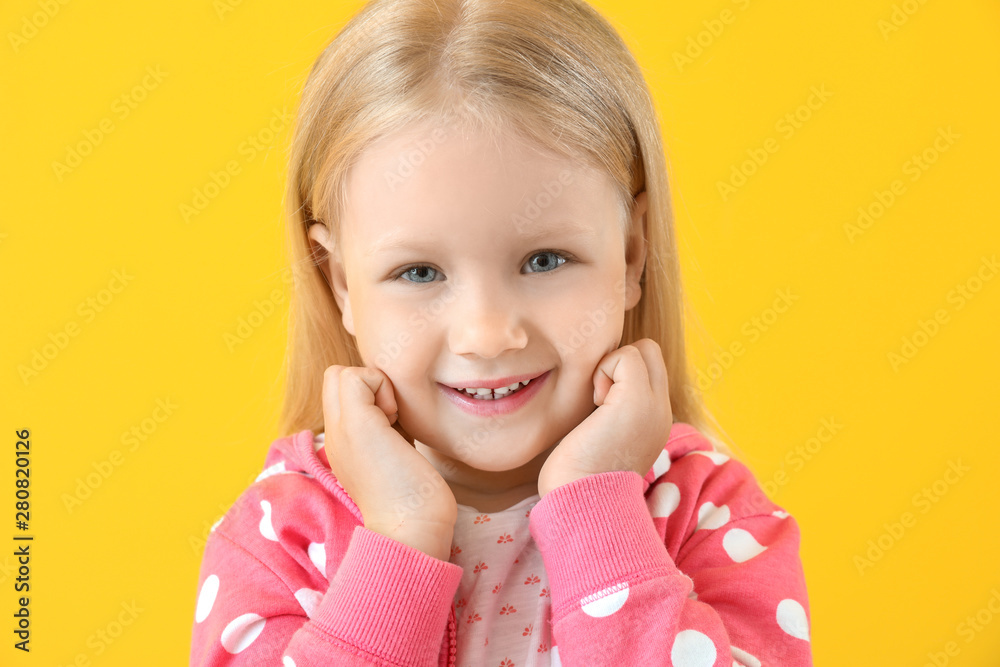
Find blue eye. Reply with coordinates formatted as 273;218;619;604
524;251;567;273
391;250;572;284
397;266;439;283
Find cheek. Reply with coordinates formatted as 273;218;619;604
353;304;410;371
550;283;626;358
360;316;438;389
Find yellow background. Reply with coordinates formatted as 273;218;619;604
3;0;998;664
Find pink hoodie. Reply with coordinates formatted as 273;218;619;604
190;422;812;665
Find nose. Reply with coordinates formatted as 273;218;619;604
447;276;528;359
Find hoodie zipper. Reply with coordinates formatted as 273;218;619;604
448;605;457;666
439;604;457;666
305;431;459;666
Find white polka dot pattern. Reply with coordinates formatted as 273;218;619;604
651;448;672;479
255;460;287;482
722;528;767;563
580;582;630;617
647;481;681;518
294;588;323;619
258;500;278;541
189;424;811;665
671;629;717;667
730;644;762;666
776;599;810;641
307;542;327;579
195;574;219;623
696;502;731;531
220;613;266;654
688;450;730;465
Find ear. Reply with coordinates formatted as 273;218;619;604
307;222;356;336
623;190;648;312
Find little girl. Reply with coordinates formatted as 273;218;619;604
190;0;812;665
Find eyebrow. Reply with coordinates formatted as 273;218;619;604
365;219;597;257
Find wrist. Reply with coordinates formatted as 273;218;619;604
370;523;454;562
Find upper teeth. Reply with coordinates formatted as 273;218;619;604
460;379;530;397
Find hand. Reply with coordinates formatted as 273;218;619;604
321;365;458;560
536;338;673;497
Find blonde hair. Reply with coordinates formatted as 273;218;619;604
277;0;735;456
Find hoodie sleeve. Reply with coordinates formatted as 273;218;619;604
190;477;464;666
528;467;812;666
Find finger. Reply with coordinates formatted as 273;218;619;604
592;346;632;405
368;367;400;420
633;338;669;395
339;367;400;435
597;341;663;406
333;367;415;449
632;339;674;431
321;365;345;428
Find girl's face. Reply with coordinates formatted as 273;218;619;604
311;120;647;500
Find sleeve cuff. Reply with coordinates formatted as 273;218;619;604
529;471;682;615
312;525;463;665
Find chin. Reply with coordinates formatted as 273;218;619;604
422;434;543;473
469;437;556;473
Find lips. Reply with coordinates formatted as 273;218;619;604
461;383;526;400
444;371;545;391
439;370;551;417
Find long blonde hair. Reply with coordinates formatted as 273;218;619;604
277;0;735;456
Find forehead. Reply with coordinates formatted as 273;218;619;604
340;123;620;251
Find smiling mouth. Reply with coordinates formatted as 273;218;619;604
455;380;532;401
440;370;551;416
